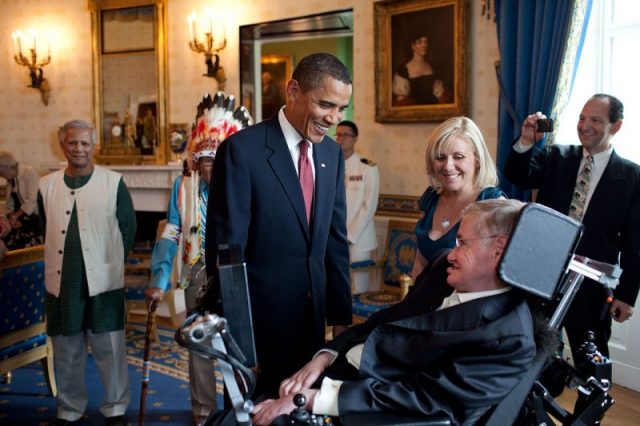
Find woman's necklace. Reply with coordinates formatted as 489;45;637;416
441;196;451;229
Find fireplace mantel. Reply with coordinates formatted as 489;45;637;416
107;165;182;212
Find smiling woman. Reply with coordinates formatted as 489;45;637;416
411;116;503;282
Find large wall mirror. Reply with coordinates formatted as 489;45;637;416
89;0;168;165
240;10;353;123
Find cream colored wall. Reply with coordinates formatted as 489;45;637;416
0;0;499;197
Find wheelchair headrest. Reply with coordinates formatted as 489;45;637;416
498;203;583;300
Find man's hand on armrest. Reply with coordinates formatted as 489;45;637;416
279;351;335;398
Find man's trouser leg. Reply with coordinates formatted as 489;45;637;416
185;262;218;416
88;329;131;418
351;250;376;294
51;333;88;421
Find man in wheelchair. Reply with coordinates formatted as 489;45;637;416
252;199;560;425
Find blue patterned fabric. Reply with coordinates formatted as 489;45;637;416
0;335;46;361
0;261;46;333
124;286;146;301
352;224;417;322
381;228;417;290
0;259;47;361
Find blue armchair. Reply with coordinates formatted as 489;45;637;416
351;220;417;323
0;245;56;396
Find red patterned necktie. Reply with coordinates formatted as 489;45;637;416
298;140;314;223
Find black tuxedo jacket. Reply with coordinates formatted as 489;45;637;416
505;144;640;309
326;288;535;423
206;116;352;391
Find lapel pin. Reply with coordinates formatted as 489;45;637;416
321;163;326;168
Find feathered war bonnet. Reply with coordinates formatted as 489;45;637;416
187;91;254;170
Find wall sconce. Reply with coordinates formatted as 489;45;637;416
187;11;227;89
12;28;51;106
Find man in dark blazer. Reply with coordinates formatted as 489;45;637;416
504;94;640;359
205;53;353;396
252;199;538;425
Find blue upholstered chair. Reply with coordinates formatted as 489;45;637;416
351;220;417;323
0;245;56;396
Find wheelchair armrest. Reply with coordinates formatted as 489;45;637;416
340;412;451;426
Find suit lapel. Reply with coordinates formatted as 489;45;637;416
264;119;311;239
311;140;329;238
584;150;625;224
557;147;583;213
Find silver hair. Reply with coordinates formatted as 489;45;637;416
58;120;96;145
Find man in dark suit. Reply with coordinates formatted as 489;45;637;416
206;53;353;396
251;199;538;425
504;94;640;359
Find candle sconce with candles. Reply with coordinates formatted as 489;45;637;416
187;11;227;89
11;29;51;106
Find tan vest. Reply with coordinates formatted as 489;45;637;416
39;166;124;297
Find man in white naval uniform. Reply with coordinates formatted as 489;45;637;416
335;121;380;293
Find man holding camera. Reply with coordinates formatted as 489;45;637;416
504;93;640;361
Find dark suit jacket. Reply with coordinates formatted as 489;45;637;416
206;116;352;389
505;144;640;310
326;289;535;424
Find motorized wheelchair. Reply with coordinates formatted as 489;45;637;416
176;203;620;425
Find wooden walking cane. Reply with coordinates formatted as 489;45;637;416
139;299;159;426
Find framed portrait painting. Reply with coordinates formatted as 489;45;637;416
375;0;468;123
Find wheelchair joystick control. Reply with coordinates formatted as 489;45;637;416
290;393;311;424
580;331;597;354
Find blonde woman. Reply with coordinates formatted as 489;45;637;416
412;117;504;281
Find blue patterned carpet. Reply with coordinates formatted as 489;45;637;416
0;325;222;425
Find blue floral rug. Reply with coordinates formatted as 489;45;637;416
0;325;223;425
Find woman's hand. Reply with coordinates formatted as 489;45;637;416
279;352;334;398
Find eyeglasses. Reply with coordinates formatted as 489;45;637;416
335;132;355;138
454;235;506;248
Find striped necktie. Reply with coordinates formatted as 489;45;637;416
569;155;594;221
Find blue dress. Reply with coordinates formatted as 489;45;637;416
415;187;504;262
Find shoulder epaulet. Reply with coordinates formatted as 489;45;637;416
361;158;377;166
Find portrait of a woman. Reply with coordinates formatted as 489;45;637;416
392;32;452;106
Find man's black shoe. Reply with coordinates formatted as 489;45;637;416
105;414;128;426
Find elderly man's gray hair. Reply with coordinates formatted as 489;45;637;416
58;120;96;145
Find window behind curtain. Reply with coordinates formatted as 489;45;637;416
556;0;640;165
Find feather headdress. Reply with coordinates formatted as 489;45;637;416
188;91;253;168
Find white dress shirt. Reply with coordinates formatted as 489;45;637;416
278;107;316;179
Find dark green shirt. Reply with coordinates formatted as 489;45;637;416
38;172;136;336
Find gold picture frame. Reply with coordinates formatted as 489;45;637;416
375;0;467;123
260;54;292;121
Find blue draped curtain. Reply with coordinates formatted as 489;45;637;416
494;0;593;199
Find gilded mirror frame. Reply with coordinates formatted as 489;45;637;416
89;0;168;165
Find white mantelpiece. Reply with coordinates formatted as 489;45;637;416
106;165;182;212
